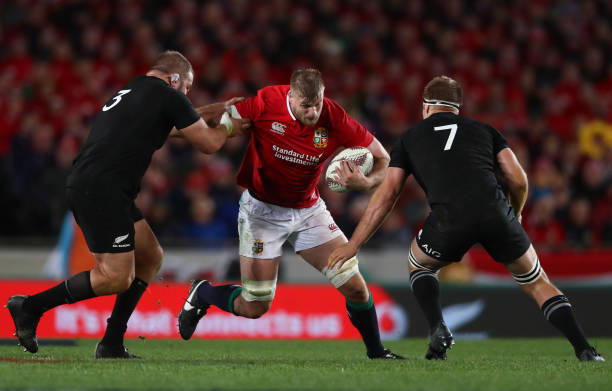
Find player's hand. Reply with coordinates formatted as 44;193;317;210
228;118;251;137
327;241;359;270
223;97;245;107
334;160;370;191
517;214;522;223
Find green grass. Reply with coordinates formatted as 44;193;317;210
0;338;610;391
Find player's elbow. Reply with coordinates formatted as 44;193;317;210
195;139;223;154
507;170;528;194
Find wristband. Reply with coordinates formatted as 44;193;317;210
220;112;233;136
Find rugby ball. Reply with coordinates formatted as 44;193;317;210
325;147;374;192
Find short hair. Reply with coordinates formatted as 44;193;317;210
150;50;193;80
290;68;325;102
423;76;463;109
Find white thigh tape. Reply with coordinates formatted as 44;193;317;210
322;256;359;288
241;278;277;302
512;257;543;285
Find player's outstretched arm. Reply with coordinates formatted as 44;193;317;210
328;167;407;269
497;147;528;220
194;97;245;123
180;116;249;154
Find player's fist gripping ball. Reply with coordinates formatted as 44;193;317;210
325;147;373;192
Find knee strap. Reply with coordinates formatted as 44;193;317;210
512;257;543;285
322;256;360;288
408;247;439;272
240;278;277;302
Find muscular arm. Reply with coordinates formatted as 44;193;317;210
179;117;245;154
497;147;528;217
328;167;408;268
364;137;391;190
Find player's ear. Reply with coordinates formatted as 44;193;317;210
170;73;180;87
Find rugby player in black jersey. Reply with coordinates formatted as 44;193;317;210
6;50;249;358
328;76;604;362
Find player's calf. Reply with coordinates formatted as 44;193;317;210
234;300;271;319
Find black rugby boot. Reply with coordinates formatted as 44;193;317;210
6;295;41;353
577;347;605;362
95;342;140;359
178;280;210;340
369;349;405;360
425;322;455;360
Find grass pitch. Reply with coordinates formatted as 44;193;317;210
0;338;610;391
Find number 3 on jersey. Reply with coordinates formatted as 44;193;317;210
433;124;458;151
102;89;132;112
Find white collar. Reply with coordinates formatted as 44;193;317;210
286;92;296;121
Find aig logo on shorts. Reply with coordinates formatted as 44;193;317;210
313;128;328;149
252;239;264;255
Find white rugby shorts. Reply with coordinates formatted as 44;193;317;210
238;190;344;259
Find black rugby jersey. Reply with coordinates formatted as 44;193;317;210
67;76;200;198
389;112;509;213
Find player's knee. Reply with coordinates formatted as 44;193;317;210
115;271;135;292
101;267;135;293
323;256;360;289
150;244;163;273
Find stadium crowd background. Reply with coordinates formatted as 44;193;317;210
0;0;610;251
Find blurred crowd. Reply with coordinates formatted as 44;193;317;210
0;0;611;250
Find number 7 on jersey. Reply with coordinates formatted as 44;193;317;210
433;124;458;151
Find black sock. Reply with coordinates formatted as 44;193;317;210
23;271;96;315
346;291;385;357
410;269;443;333
100;278;148;346
541;295;590;354
197;283;242;314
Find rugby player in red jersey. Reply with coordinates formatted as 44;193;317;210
179;69;403;359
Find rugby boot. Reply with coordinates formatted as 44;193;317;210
369;349;405;359
6;295;41;353
577;347;605;362
178;279;210;340
95;342;140;359
425;322;454;360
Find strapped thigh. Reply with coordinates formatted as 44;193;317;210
322;256;360;288
511;256;543;285
408;247;440;273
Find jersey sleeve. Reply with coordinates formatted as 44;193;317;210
327;99;374;147
490;126;509;154
164;88;201;130
232;89;265;120
389;135;412;174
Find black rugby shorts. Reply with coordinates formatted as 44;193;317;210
66;187;143;253
416;204;531;263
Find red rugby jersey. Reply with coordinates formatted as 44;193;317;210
233;85;374;208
